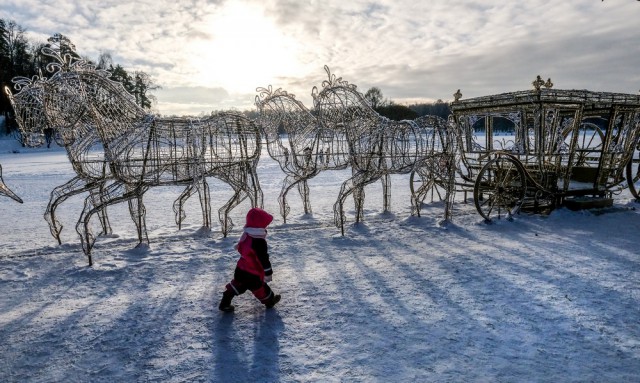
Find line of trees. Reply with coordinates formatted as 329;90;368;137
0;19;158;134
364;87;451;121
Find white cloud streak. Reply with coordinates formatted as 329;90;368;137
2;0;639;115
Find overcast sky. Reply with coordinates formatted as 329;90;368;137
2;0;639;116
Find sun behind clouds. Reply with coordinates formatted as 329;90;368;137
186;2;302;94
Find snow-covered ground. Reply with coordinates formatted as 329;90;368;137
0;136;639;382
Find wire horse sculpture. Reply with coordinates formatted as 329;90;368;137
18;51;262;264
0;163;22;203
7;67;204;245
255;85;351;222
311;66;454;234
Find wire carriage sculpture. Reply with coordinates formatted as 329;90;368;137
449;78;640;221
311;66;454;234
255;85;352;222
12;51;263;264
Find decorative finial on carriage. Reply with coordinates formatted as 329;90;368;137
532;75;545;91
544;78;553;89
453;89;462;102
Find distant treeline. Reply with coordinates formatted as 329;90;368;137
380;100;451;121
0;19;158;134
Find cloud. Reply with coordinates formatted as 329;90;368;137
2;0;639;115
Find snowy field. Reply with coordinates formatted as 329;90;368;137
0;137;639;382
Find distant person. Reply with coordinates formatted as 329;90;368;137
44;127;54;148
303;146;312;167
219;207;281;312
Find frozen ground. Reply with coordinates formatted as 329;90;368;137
0;136;639;382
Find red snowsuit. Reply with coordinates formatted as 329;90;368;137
224;208;276;304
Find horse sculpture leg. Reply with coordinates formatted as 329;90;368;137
381;174;391;214
350;167;366;224
76;181;124;262
126;184;150;248
335;171;384;234
173;184;194;229
335;172;365;235
278;175;297;223
91;182;113;237
297;179;312;215
410;169;426;217
410;155;453;218
45;176;114;245
0;164;22;203
279;174;313;222
77;196;98;264
352;185;365;223
218;186;249;237
248;163;263;208
214;163;261;236
172;178;212;230
45;176;93;244
76;181;149;264
195;178;212;229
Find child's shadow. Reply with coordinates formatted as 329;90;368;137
212;309;285;382
252;309;285;380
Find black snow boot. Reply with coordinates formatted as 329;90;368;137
219;291;235;312
264;293;281;309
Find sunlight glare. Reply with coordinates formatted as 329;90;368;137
187;3;302;93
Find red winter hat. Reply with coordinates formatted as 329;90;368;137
245;207;273;229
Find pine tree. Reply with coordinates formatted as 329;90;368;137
46;33;80;60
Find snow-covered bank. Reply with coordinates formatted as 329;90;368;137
0;145;639;382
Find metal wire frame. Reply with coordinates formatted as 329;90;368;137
450;80;640;221
47;61;262;262
311;66;455;234
6;80;117;244
255;85;351;222
11;50;262;264
7;75;199;246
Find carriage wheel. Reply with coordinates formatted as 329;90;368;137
626;147;640;199
563;122;604;166
473;156;526;222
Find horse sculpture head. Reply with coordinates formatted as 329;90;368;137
5;81;49;148
311;66;382;139
255;86;317;137
6;49;101;149
255;85;320;165
33;47;145;151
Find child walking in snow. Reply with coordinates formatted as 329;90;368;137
219;207;281;312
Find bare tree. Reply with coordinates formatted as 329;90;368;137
97;51;113;70
364;87;387;109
